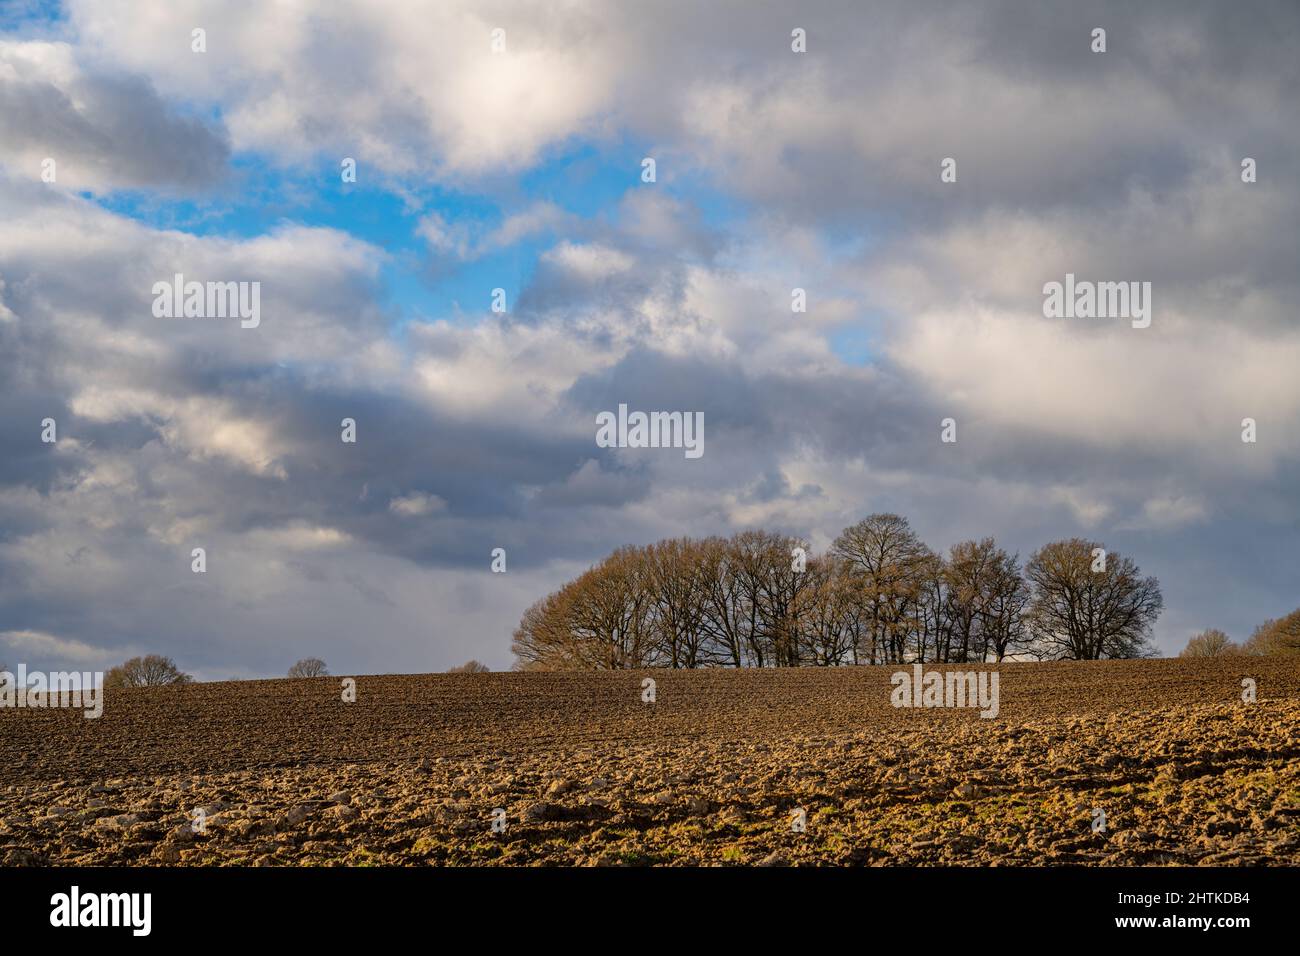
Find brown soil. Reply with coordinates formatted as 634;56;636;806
2;658;1298;866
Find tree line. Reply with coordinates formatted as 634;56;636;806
1180;612;1300;658
511;513;1168;670
4;654;497;690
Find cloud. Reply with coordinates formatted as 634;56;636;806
1;0;1297;676
388;492;447;517
1127;495;1210;532
0;629;127;668
0;39;230;191
419;201;571;261
541;241;635;280
67;0;614;177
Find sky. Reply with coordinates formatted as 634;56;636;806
0;0;1297;679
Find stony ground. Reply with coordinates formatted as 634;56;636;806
2;658;1299;866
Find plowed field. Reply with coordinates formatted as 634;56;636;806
3;658;1299;866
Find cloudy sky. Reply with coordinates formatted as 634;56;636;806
1;0;1297;678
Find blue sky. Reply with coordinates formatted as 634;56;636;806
89;142;660;327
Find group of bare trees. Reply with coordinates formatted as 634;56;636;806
512;513;1166;670
1180;609;1300;658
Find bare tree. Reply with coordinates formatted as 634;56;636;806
103;655;193;689
447;660;491;673
933;540;1033;662
1179;629;1239;658
795;555;857;665
831;514;933;663
982;549;1033;661
557;547;655;669
944;539;1001;663
725;530;797;667
1242;610;1300;656
1026;539;1162;660
288;657;329;678
911;551;950;663
762;535;813;668
643;538;711;668
697;537;748;667
511;591;579;670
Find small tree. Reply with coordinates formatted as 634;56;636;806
288;657;329;678
104;655;193;689
447;660;490;673
1179;629;1239;658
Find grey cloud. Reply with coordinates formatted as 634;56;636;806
0;43;230;191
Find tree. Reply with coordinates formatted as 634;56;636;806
288;657;329;678
795;555;858;665
570;546;656;668
518;546;656;670
1242;609;1300;656
1026;539;1162;660
751;532;813;667
725;530;800;667
943;539;1002;663
1179;629;1239;658
103;655;193;689
448;660;491;673
911;551;951;664
981;549;1033;661
696;536;748;667
643;538;712;668
831;514;934;663
511;591;579;670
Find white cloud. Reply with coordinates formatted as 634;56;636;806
1128;495;1210;532
67;0;614;177
70;389;288;478
388;492;446;517
888;303;1300;470
244;524;353;551
419;201;570;261
542;241;635;280
0;629;127;667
